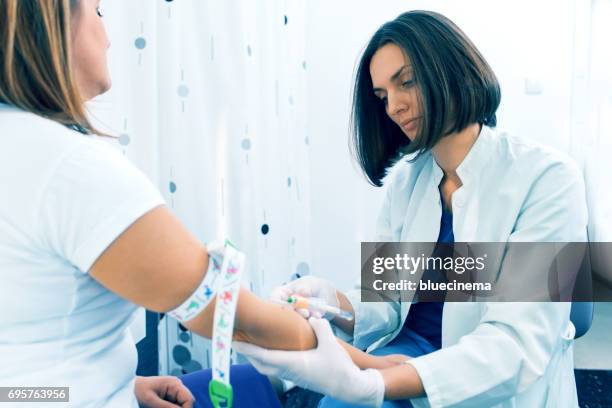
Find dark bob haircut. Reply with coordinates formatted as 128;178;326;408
350;10;501;186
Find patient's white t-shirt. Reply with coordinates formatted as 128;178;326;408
0;104;165;407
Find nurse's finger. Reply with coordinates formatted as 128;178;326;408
297;308;324;319
269;286;291;302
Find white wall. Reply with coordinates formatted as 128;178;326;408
305;0;580;292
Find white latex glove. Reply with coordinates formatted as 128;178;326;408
233;318;385;407
270;276;339;318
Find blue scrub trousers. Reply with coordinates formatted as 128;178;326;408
180;364;282;408
318;329;437;408
179;329;435;408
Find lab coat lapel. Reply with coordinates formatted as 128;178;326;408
400;154;443;242
399;156;443;319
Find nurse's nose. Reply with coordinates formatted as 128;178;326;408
387;91;407;118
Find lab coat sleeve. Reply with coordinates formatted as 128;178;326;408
408;159;588;407
336;178;402;350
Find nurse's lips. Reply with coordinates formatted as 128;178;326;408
400;117;420;132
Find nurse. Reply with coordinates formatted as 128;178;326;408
235;10;588;407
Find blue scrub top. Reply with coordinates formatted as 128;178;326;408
402;201;454;350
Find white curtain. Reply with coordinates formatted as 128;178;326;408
90;0;311;375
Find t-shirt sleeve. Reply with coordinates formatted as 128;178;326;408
38;138;166;273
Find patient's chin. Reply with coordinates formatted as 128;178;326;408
99;77;112;95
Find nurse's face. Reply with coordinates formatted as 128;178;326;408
370;43;422;141
71;0;111;100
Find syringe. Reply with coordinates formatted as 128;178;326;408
280;295;354;321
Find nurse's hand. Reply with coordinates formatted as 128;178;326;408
270;276;339;318
233;318;385;407
134;376;195;408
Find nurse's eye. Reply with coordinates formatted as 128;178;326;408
374;92;388;106
401;79;415;89
96;6;104;17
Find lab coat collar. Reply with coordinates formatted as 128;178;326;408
431;124;494;185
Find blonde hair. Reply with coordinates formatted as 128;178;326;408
0;0;99;134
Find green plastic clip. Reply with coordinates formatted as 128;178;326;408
209;379;233;408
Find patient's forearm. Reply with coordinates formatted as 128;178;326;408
184;287;407;371
184;287;316;350
234;288;318;350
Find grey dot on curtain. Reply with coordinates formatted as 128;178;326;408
134;37;146;49
172;345;191;365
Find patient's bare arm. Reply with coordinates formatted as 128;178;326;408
90;206;405;371
183;287;316;350
183;287;408;370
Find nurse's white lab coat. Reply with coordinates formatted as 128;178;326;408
344;126;587;407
